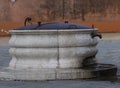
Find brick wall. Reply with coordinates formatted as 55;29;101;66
0;0;120;36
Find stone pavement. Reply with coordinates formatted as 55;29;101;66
0;80;119;88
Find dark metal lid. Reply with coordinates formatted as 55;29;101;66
16;23;91;30
16;17;91;30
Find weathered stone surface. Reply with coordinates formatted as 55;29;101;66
9;29;98;70
0;68;95;80
2;29;100;80
0;37;119;81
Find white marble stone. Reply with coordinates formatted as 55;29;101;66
9;29;98;70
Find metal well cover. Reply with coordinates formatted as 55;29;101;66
16;23;91;30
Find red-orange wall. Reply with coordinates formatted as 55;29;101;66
0;0;120;36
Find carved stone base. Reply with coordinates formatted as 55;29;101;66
0;64;117;81
0;67;96;81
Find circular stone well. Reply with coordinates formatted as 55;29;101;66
9;29;98;69
0;22;116;81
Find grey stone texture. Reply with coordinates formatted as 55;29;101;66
0;38;120;87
